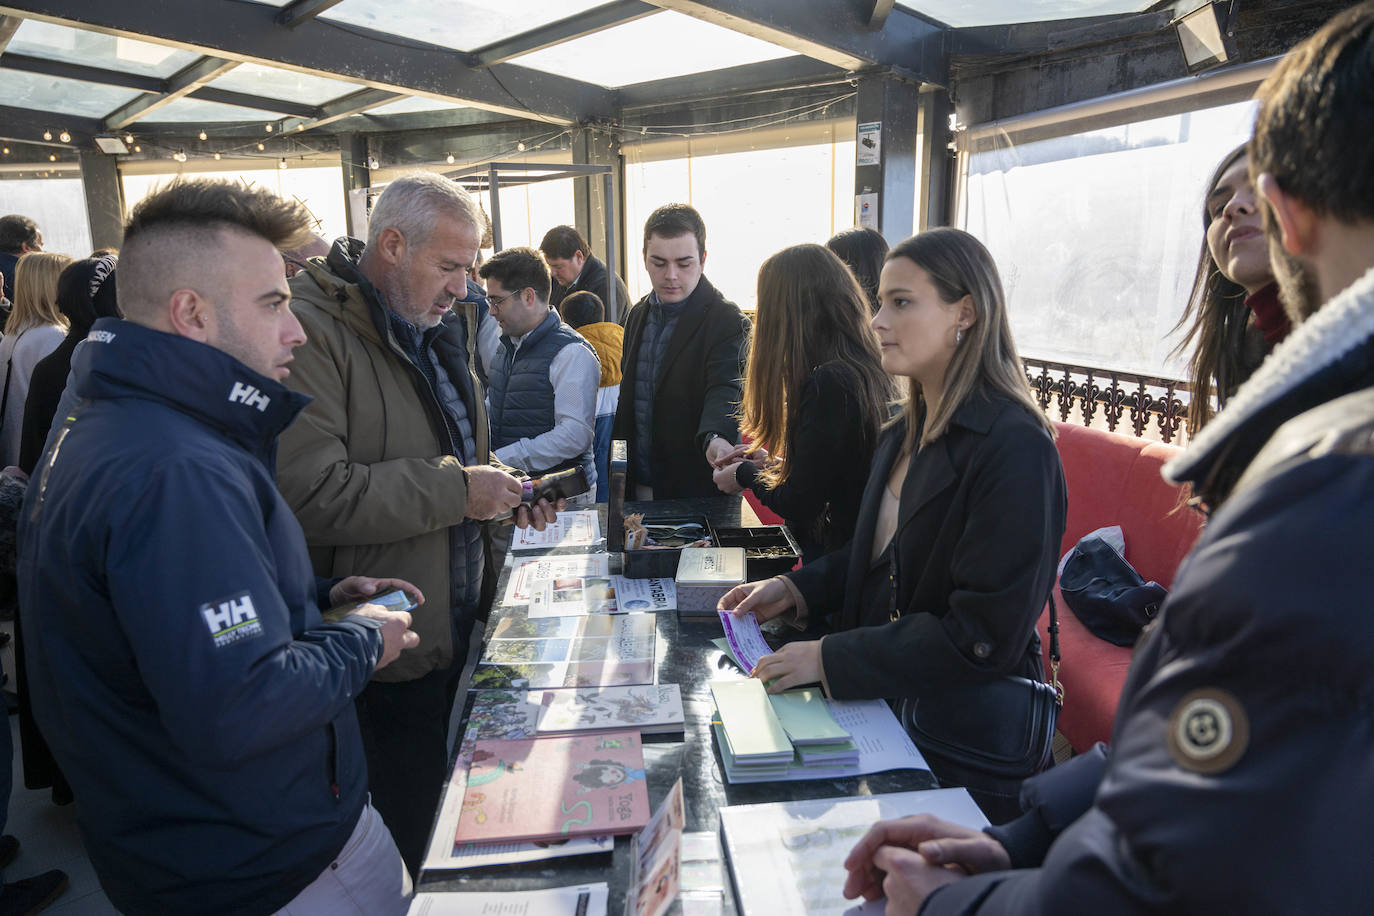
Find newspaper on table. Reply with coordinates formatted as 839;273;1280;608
510;510;602;552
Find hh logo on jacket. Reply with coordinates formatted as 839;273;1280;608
201;592;263;648
228;382;270;412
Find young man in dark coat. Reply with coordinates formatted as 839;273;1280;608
840;6;1374;913
539;224;631;324
18;179;421;914
613;204;749;499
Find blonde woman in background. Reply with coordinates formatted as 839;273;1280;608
0;251;71;467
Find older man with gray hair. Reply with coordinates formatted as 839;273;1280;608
278;171;551;873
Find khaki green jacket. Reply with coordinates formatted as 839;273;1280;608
278;254;489;682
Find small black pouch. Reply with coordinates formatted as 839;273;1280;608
1059;534;1166;647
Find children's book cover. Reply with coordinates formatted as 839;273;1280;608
456;730;651;844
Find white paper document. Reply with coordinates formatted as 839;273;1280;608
504;553;610;605
511;510;602;551
720;789;987;916
408;883;609;915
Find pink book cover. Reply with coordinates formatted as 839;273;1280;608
455;730;651;844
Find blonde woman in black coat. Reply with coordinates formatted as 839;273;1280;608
721;228;1066;820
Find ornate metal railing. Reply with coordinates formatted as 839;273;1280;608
1022;357;1193;445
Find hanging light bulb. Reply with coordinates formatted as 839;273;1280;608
367;155;379;170
257;142;266;151
199;129;208;141
446;153;455;164
213;152;222;160
124;133;134;145
516;141;526;152
1;148;8;156
42;129;52;141
48;154;57;162
264;123;274;133
133;145;142;152
58;130;71;143
279;157;288;170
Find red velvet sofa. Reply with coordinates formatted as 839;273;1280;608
1038;423;1205;752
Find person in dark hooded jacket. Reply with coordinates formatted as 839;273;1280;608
18;254;119;475
18;179;422;915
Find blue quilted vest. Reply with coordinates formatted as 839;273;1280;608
488;309;597;482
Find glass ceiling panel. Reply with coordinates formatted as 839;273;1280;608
511;11;796;88
0;68;141;119
139;97;287;123
367;96;470;115
209;63;365;105
313;0;614;53
897;0;1155;28
7;20;201;79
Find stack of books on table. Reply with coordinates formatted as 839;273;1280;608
709;680;858;783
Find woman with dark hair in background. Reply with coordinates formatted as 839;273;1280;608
1173;143;1284;434
20;254;119;474
722;229;1066;821
827;226;889;314
712;244;892;563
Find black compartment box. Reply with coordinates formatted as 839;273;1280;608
713;525;802;580
621;515;716;579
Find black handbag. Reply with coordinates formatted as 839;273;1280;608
891;547;1063;788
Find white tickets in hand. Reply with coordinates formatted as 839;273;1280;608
717;610;772;672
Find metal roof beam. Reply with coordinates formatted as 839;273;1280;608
275;0;346;29
0;0;615;124
277;87;403;133
104;55;242;130
643;0;947;82
471;1;657;66
0;51;164;92
617;55;850;109
0;14;20;55
0;103;99;146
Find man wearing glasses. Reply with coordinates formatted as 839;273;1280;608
479;246;600;503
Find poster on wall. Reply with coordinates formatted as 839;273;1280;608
856;192;879;230
857;121;882;165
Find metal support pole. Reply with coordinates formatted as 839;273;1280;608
854;73;919;242
487;165;503;252
79;149;124;251
602;170;619;322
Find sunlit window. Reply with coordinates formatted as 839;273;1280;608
121;164;349;242
0;178;94;259
958;99;1259;378
623;122;857;311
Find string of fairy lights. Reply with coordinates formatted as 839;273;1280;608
0;88;856;181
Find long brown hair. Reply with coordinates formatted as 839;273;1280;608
1171;143;1257;434
886;228;1052;452
740;243;893;488
7;251;71;335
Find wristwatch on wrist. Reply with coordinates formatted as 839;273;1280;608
703;432;720;454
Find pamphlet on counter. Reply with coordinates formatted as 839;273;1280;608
408;883;609;916
719;789;987;916
510;510;601;552
504;553;610;605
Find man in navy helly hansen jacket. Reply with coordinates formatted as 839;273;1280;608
17;180;419;915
